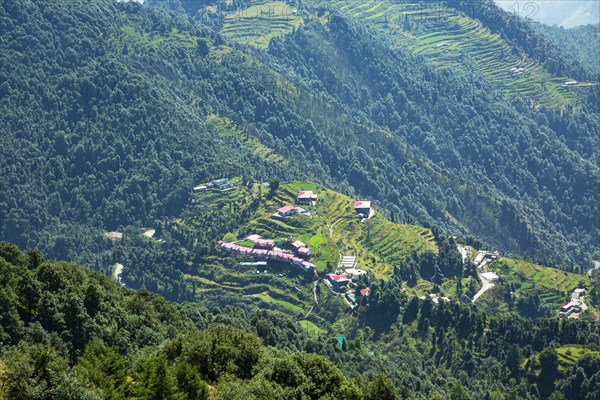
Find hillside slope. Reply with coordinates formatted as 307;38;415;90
0;0;598;276
324;0;588;108
535;23;600;76
2;242;600;399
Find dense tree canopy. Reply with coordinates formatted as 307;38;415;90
1;243;599;399
0;0;598;273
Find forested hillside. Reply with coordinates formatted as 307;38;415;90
315;0;589;108
1;0;600;398
0;0;598;273
535;23;600;76
2;243;600;399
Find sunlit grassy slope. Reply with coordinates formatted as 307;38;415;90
230;181;437;279
222;1;303;48
328;0;587;108
488;257;590;307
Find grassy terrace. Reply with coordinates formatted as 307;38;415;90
488;258;590;308
556;345;600;373
206;114;288;166
328;0;586;108
231;181;437;279
522;345;600;376
222;1;303;48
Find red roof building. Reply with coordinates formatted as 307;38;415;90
297;190;318;204
277;205;297;217
327;273;350;291
354;200;371;217
354;201;371;209
254;239;275;249
328;273;349;283
297;247;311;258
217;240;316;273
360;288;371;297
291;240;306;250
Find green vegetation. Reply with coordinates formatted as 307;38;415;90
491;258;589;295
118;24;198;51
488;258;590;310
1;0;599;278
206;114;289;166
223;181;437;279
327;0;588;108
1;0;600;397
299;319;327;336
250;291;304;314
2;243;600;399
535;23;600;76
222;1;303;48
556;345;600;373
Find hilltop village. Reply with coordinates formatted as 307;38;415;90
195;179;590;318
216;184;377;309
102;178;591;321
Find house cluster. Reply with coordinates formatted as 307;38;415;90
510;67;528;75
325;271;370;309
325;255;369;309
419;293;451;304
193;178;234;193
291;240;311;258
218;235;316;273
271;190;318;219
473;250;500;269
271;189;319;219
559;288;587;319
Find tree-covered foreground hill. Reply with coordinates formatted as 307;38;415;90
0;0;598;273
1;242;600;399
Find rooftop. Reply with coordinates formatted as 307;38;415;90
254;239;275;248
354;201;371;209
339;256;357;269
480;272;499;281
278;205;296;214
328;273;350;283
298;190;317;199
291;240;306;248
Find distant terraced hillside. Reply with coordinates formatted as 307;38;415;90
328;0;586;108
222;1;303;48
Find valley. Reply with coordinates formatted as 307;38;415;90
0;0;599;398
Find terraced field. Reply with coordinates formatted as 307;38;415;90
187;178;249;214
556;345;600;373
328;0;584;108
233;181;437;278
488;257;590;308
521;345;600;376
206;114;288;166
222;1;303;48
113;20;198;55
